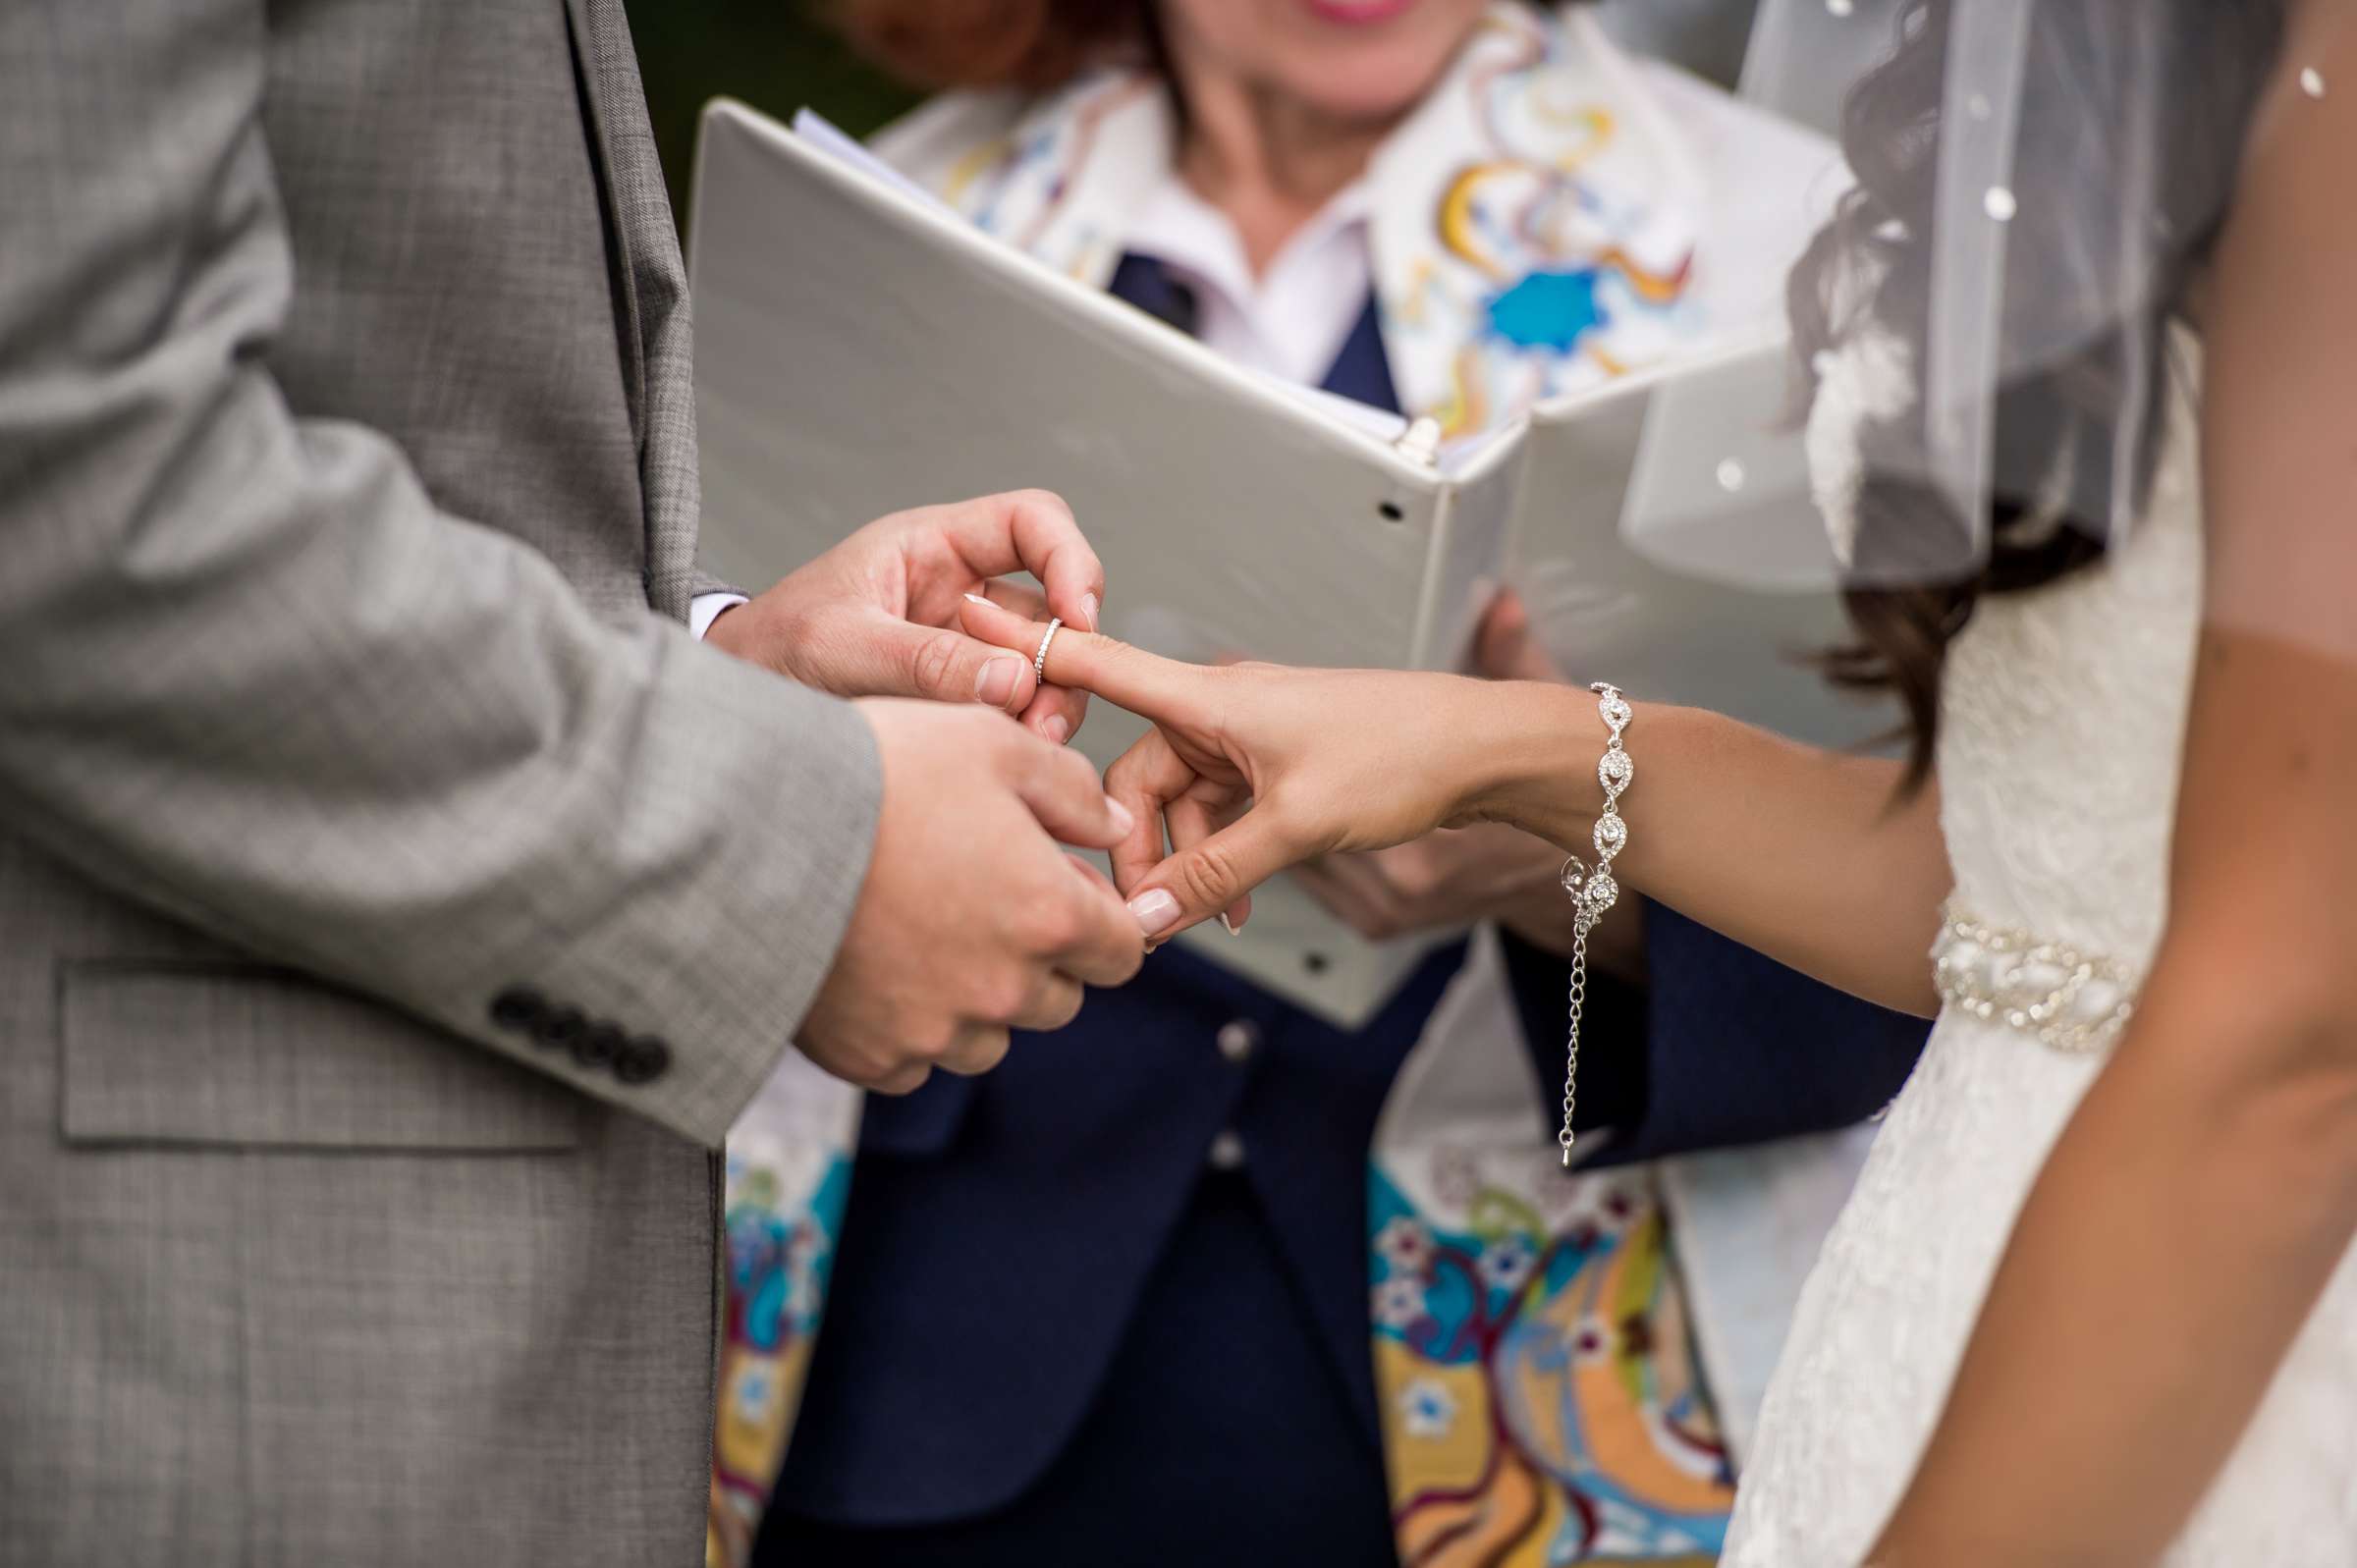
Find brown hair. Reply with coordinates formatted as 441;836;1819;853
833;0;1151;92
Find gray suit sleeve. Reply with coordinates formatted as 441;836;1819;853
691;568;750;602
0;0;880;1147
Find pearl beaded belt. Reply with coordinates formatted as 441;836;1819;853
1931;902;2139;1054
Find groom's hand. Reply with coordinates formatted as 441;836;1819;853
796;699;1146;1092
952;595;1492;945
707;489;1102;743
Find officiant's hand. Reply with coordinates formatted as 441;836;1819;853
707;489;1102;743
1288;825;1576;946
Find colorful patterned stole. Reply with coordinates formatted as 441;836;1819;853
1371;933;1733;1565
709;1059;858;1567
896;4;1715;435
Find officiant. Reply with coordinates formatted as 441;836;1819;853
728;3;1929;1563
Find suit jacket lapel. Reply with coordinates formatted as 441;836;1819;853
564;0;702;619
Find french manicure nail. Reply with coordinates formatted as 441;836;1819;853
976;656;1022;708
963;592;992;607
1080;592;1101;632
1045;714;1071;746
1105;796;1134;836
1218;912;1237;936
1128;890;1180;938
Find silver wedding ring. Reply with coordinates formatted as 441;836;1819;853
1033;618;1063;683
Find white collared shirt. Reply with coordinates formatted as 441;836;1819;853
1123;173;1376;390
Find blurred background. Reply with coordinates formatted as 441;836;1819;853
627;0;917;235
623;0;1767;234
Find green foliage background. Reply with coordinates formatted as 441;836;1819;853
626;0;921;234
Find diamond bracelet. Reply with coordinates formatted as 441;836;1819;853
1558;682;1634;1166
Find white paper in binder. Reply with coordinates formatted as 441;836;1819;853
687;99;1894;1026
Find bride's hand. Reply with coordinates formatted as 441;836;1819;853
956;597;1527;943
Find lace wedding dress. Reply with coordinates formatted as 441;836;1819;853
1720;352;2357;1564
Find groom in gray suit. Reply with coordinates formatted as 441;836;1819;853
0;1;1144;1563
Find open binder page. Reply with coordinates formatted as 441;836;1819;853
691;99;1451;677
1493;334;1898;750
788;108;944;209
690;99;1477;1022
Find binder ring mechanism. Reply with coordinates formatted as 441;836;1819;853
1380;417;1444;523
1393;416;1443;466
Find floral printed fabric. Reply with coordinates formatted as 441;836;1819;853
1371;1152;1734;1565
706;1104;856;1568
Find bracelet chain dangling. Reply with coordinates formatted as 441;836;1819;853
1559;682;1634;1167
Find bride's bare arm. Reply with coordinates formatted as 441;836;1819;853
1869;14;2357;1562
957;597;1951;1016
1479;687;1948;1015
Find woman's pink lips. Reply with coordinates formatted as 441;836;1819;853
1299;0;1418;25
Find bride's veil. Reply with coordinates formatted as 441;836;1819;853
1617;0;2287;594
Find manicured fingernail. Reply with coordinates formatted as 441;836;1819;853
1105;796;1134;836
1128;890;1180;938
963;592;992;608
1218;912;1237;936
1044;713;1071;746
1080;592;1101;632
976;657;1022;708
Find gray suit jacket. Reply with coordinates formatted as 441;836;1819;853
0;2;880;1562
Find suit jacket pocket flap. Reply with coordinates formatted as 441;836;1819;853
60;962;583;1151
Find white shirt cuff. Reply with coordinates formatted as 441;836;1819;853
689;592;749;642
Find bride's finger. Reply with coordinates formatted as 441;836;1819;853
1165;784;1253;936
1103;728;1196;900
1128;806;1299;944
964;583;1090;744
955;597;1212;724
